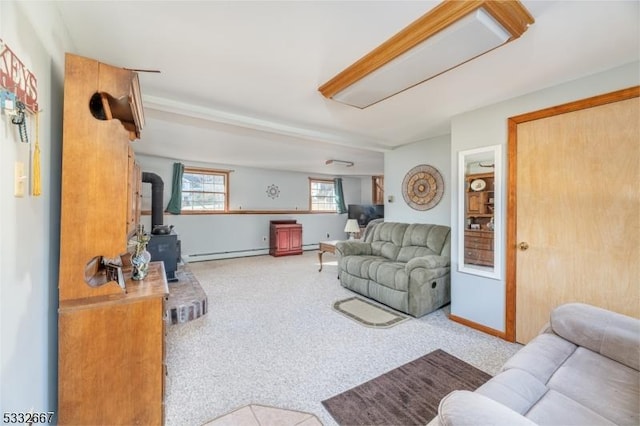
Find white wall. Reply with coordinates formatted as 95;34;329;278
449;61;640;332
0;1;71;417
135;154;364;260
384;134;451;225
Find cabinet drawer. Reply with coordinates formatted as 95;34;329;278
464;248;494;263
465;238;493;250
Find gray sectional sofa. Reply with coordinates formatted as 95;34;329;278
335;221;451;318
432;303;640;426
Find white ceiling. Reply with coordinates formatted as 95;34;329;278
55;1;639;176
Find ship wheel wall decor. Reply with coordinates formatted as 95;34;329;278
402;164;444;210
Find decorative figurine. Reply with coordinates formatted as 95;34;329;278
131;225;151;280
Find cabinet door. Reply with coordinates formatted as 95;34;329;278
466;192;487;215
276;229;291;251
58;298;164;425
289;227;302;250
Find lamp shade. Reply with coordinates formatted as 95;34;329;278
344;219;360;233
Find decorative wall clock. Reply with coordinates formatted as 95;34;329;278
402;164;444;210
266;184;280;199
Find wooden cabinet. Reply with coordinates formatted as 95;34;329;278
465;172;494;222
59;53;145;302
269;220;303;256
58;263;168;425
58;54;167;425
464;172;495;267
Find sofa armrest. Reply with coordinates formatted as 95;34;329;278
437;391;538;426
335;240;372;257
550;303;640;370
405;255;450;273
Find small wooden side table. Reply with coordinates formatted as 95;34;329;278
318;240;340;272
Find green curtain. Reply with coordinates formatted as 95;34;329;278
334;177;347;214
165;162;184;214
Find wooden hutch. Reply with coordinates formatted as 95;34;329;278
57;54;168;425
464;172;495;267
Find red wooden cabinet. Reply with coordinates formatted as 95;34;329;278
269;220;303;257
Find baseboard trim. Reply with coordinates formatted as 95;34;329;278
448;314;507;340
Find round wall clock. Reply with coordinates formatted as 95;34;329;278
401;164;444;211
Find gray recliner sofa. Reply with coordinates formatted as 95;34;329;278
335;221;451;318
432;303;640;425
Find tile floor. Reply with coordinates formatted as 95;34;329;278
202;404;322;426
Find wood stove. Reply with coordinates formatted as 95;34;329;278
147;232;180;281
143;172;181;281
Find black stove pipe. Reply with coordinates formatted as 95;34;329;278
142;172;164;230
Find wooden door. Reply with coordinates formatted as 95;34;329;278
507;88;640;344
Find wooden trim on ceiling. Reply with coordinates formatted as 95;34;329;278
483;1;534;37
504;86;640;342
318;0;534;99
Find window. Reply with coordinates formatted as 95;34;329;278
181;167;229;212
309;178;337;212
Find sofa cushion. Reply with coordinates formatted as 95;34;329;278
397;245;438;262
397;223;451;261
369;222;408;260
342;255;380;277
370;241;401;261
550;302;640;370
547;347;639;426
526;389;616;426
476;369;548;415
361;218;383;242
501;333;576;384
368;261;408;291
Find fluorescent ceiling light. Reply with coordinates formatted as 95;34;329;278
326;159;354;167
319;0;534;109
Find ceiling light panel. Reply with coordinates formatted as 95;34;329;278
333;8;510;108
319;0;534;109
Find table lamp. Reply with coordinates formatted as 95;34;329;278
344;219;360;240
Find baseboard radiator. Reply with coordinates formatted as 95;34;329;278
184;244;320;262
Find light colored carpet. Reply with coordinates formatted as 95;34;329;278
333;296;409;328
164;252;522;426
